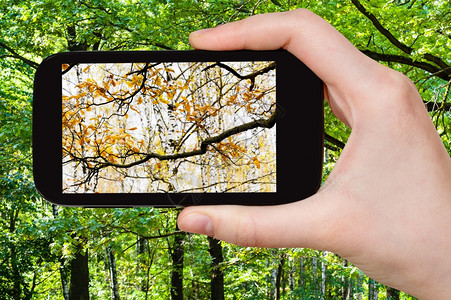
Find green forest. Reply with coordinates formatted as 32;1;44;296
1;0;449;299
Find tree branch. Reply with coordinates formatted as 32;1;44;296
203;62;276;90
424;101;451;112
351;0;412;54
324;133;345;150
71;110;277;171
204;62;276;80
351;0;450;72
0;41;39;69
361;50;451;81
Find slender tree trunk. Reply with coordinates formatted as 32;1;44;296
208;236;224;300
269;249;278;299
289;257;296;292
170;233;185;300
10;246;21;300
368;279;378;300
281;256;288;299
321;251;327;300
52;205;70;300
60;265;70;300
298;256;305;295
270;267;277;299
68;245;89;300
312;256;318;299
275;255;285;300
369;279;373;300
373;280;379;299
341;258;350;300
186;234;199;300
107;246;121;300
355;273;363;300
8;209;22;300
136;237;148;292
386;286;400;300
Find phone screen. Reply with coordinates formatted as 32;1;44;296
62;61;276;194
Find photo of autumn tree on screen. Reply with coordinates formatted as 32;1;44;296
62;60;276;193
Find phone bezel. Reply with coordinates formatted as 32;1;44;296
33;50;323;207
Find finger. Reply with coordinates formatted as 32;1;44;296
177;190;344;250
190;9;378;90
189;9;388;127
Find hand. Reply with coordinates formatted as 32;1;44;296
177;9;451;298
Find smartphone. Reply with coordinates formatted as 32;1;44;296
33;50;323;207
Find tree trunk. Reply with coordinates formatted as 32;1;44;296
289;257;295;292
10;246;21;300
8;208;21;300
269;249;278;299
69;245;90;300
60;262;70;300
107;246;121;300
321;251;327;300
386;286;400;300
186;234;199;300
298;256;305;295
135;237;146;291
368;279;378;300
275;255;285;300
312;256;318;299
52;205;70;300
341;258;350;300
355;272;363;300
170;233;185;300
208;236;224;300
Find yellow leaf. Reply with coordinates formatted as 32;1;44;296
127;127;137;130
252;156;260;169
159;95;169;104
130;105;140;114
184;101;191;113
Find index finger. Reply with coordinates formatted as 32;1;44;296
191;10;377;86
189;9;386;126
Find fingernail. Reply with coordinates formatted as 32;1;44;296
179;213;214;237
190;28;213;39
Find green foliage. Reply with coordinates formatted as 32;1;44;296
0;0;448;298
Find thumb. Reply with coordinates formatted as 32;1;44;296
177;190;341;250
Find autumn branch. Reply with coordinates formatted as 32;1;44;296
87;109;276;170
63;61;277;192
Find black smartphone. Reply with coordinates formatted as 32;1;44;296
33;50;323;207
